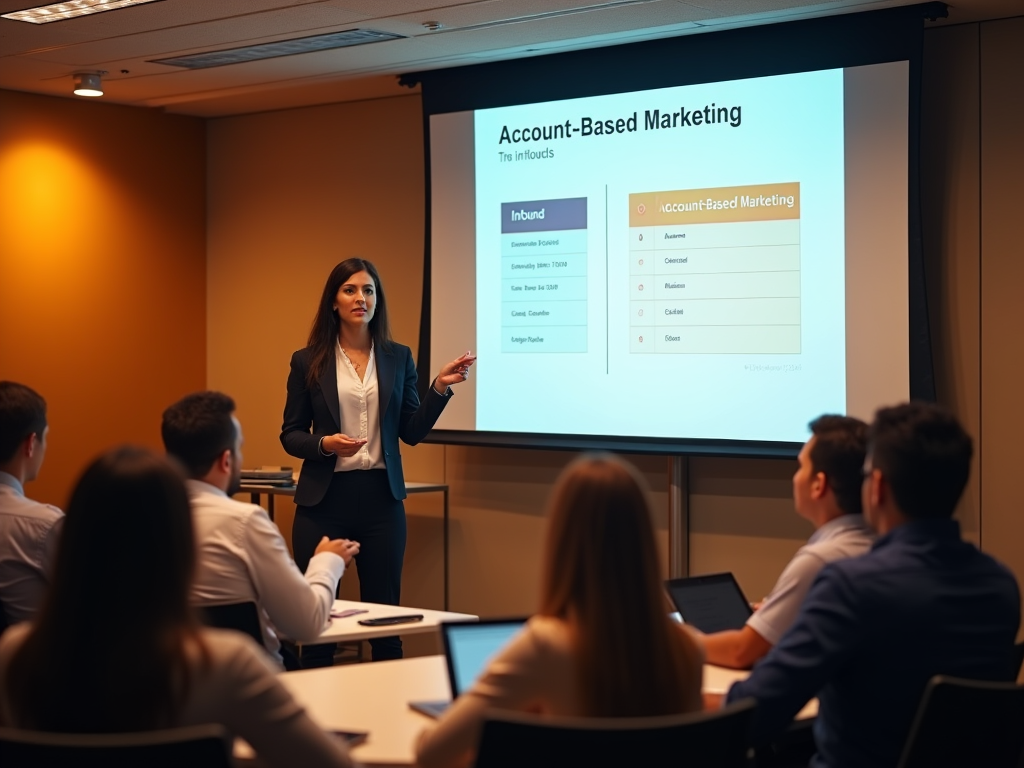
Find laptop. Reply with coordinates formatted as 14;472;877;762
409;618;526;719
665;573;753;633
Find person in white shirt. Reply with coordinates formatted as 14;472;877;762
161;391;359;668
697;414;875;669
0;381;64;625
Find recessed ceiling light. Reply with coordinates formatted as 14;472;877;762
152;28;404;70
2;0;163;24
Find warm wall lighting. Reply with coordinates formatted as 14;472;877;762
73;72;103;97
2;0;162;24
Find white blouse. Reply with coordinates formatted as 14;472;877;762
334;340;386;472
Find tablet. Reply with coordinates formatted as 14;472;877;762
665;573;753;633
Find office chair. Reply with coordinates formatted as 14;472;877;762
896;675;1024;768
0;723;231;768
473;697;756;768
1012;641;1024;679
197;601;263;648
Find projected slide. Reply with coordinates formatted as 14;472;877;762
431;62;910;445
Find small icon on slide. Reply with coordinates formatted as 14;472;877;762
638;284;644;291
639;336;644;343
638;258;644;266
639;234;643;241
638;309;644;317
637;204;646;215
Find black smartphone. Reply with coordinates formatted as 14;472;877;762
331;730;368;747
357;614;425;626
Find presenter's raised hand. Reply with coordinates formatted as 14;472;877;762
322;433;368;457
434;351;477;394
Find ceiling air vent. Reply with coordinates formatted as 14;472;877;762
152;28;404;69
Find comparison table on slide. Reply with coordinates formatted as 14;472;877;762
629;182;801;355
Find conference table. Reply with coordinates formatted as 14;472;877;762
236;656;818;767
313;599;477;645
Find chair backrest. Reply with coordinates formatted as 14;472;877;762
897;675;1024;768
0;724;231;768
197;601;264;648
473;698;756;768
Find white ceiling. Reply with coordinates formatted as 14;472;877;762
0;0;1018;117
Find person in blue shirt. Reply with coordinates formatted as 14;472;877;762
725;401;1021;768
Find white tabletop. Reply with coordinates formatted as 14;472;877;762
312;600;477;644
245;655;818;766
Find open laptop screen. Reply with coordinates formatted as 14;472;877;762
443;619;526;696
665;573;753;633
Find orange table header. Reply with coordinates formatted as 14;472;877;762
629;182;800;226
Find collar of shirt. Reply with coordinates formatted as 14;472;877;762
0;470;24;496
336;339;375;381
808;513;870;545
186;478;229;499
871;517;961;552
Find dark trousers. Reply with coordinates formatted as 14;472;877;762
292;469;406;662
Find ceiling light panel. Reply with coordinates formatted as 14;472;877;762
20;4;372;67
2;0;162;24
152;28;404;69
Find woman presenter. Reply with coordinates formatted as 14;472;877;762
282;258;474;661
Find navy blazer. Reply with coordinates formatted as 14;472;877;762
280;344;450;507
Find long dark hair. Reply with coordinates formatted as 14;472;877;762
305;258;393;388
5;447;208;732
538;454;701;717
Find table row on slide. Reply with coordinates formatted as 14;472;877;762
629;270;800;300
630;244;799;275
630;324;800;354
629;218;800;251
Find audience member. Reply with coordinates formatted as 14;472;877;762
162;391;359;668
0;381;63;625
724;402;1021;768
700;415;874;668
0;447;352;767
415;454;704;768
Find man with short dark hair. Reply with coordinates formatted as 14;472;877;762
162;391;359;668
724;402;1021;768
0;381;64;623
700;415;874;668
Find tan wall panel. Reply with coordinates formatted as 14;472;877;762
921;25;982;541
689;456;807;599
979;17;1024;598
0;89;206;507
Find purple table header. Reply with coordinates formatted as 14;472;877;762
501;197;587;234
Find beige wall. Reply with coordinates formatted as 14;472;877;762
0;89;207;507
920;19;1024;634
206;16;1024;625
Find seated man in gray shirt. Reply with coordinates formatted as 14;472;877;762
0;381;64;625
699;415;875;668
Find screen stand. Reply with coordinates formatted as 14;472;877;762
668;456;689;578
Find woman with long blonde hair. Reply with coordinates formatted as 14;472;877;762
416;454;703;768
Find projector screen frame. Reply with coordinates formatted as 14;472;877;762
403;2;941;458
